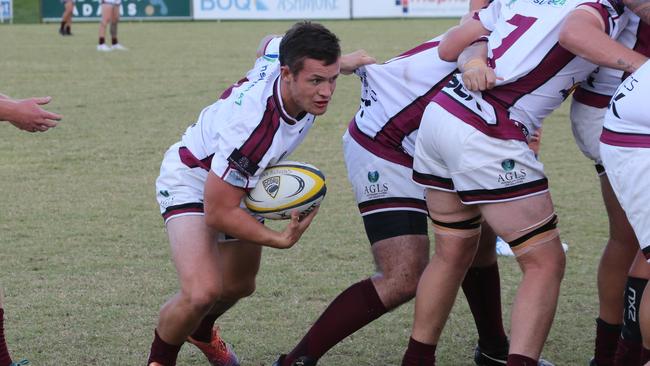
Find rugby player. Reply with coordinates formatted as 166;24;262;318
273;10;550;366
146;22;374;366
401;1;647;365
569;13;650;365
97;0;126;52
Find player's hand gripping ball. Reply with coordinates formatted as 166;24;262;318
244;161;326;220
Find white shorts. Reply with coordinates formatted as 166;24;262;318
570;99;607;173
343;131;427;216
600;143;650;261
155;143;259;229
101;0;121;5
412;103;548;204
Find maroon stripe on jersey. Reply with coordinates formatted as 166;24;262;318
272;79;298;125
236;95;281;174
600;127;650;148
487;43;576;108
349;120;412;167
458;178;548;203
220;78;249;100
433;91;527;141
393;41;440;61
412;170;455;190
573;87;611;108
162;202;204;221
358;197;427;214
348;71;455;168
179;146;213;171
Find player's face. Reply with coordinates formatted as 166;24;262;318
281;58;340;117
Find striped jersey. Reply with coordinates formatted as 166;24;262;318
602;60;650;144
349;36;457;167
574;12;650;108
178;37;316;190
433;0;627;141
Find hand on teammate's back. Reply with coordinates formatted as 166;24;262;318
1;96;62;133
340;50;377;75
462;60;498;91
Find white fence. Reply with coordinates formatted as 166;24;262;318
192;0;468;20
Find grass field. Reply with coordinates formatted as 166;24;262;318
0;20;610;365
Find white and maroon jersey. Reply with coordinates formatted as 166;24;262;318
433;0;627;141
601;60;650;144
348;36;458;168
177;37;316;190
574;12;650;108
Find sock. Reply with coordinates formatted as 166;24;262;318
283;279;388;365
59;21;65;31
0;309;13;366
112;37;118;45
401;337;436;366
594;318;622;366
147;329;182;366
190;313;218;343
462;262;508;351
614;277;647;366
65;25;71;35
507;354;537;366
99;37;105;45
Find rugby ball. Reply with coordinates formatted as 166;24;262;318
244;161;326;220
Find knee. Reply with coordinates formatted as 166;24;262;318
181;286;222;314
380;266;425;306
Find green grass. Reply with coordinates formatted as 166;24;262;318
0;20;607;365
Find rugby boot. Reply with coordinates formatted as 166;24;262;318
187;327;239;366
10;360;29;366
273;354;317;366
474;345;555;366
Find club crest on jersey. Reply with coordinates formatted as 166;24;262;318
368;171;380;183
501;159;516;172
262;176;281;199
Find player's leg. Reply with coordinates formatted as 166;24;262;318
110;4;126;50
479;193;565;364
149;216;253;366
614;253;650;366
594;175;639;366
464;224;510;361
277;135;430;366
97;3;112;51
63;1;73;35
403;189;482;365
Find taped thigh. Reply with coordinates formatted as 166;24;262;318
506;213;559;255
430;214;482;238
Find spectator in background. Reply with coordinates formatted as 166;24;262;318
59;0;74;36
97;0;127;52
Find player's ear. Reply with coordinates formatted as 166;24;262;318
280;65;293;82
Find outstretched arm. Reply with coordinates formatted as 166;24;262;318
340;49;376;75
0;95;61;132
559;6;648;74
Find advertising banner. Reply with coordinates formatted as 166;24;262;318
42;0;191;22
352;0;468;18
193;0;351;20
0;0;11;23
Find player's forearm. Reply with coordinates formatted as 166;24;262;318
205;207;285;248
457;40;488;72
560;11;648;74
439;20;490;62
624;0;650;25
0;98;18;122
